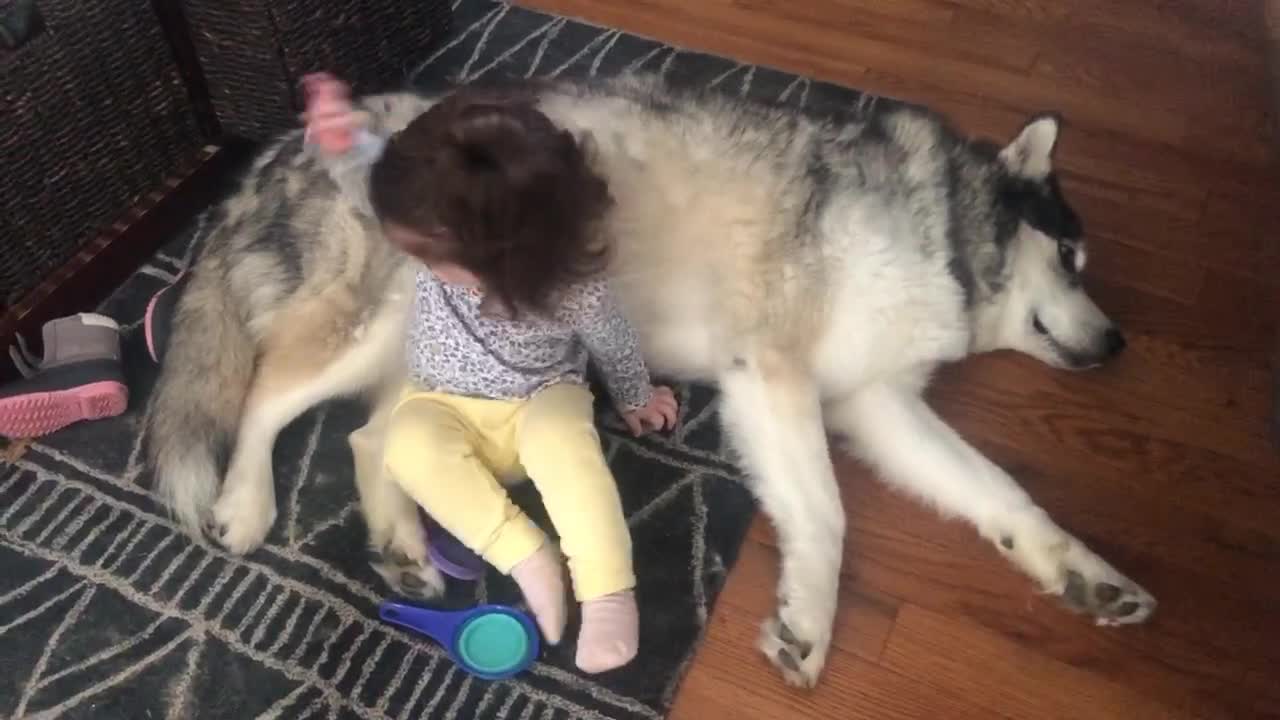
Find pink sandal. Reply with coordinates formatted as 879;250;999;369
143;272;186;363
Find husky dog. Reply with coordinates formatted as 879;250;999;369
147;74;1155;688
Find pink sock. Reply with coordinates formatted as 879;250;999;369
510;544;567;645
575;590;639;673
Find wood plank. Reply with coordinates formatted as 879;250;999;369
671;560;1000;720
932;355;1279;473
881;603;1212;720
825;457;1280;719
728;0;1041;72
715;533;900;663
1194;189;1280;282
1081;236;1205;305
936;0;1072;23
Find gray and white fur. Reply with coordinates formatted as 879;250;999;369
146;73;1154;688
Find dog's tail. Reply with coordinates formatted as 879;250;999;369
147;262;256;535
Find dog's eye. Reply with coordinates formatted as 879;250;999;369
1057;241;1077;273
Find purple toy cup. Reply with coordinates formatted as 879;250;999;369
423;513;486;581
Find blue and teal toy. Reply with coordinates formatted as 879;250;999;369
379;600;540;680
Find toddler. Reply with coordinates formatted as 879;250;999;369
303;74;678;673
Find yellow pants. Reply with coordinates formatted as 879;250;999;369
382;382;634;601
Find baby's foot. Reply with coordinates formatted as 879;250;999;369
511;544;567;644
575;590;638;673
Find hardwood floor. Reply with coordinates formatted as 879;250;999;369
515;1;1280;717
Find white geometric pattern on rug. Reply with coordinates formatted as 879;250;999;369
3;386;738;719
2;347;739;719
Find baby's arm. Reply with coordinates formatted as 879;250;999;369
568;279;654;414
301;73;387;215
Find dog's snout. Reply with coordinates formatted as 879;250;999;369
1104;328;1126;357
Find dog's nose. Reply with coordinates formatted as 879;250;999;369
1104;328;1126;357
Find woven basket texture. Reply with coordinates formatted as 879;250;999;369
183;0;453;140
1;0;204;310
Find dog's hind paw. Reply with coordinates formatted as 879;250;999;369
368;545;446;600
758;613;830;689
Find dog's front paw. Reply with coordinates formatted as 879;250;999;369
368;544;446;600
210;485;276;554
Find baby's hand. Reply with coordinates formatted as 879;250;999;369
301;72;359;154
621;385;679;437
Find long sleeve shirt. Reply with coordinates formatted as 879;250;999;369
316;128;654;411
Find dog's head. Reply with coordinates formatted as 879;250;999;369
972;116;1125;370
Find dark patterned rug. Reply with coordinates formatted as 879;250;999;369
0;1;878;717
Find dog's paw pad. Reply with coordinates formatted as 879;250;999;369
1056;565;1156;626
758;615;826;689
993;516;1156;628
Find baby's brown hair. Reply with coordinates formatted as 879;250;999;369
368;86;613;316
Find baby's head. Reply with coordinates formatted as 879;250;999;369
369;86;613;316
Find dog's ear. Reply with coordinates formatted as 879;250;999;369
999;115;1059;180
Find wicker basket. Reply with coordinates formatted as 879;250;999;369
0;0;206;310
183;0;453;141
